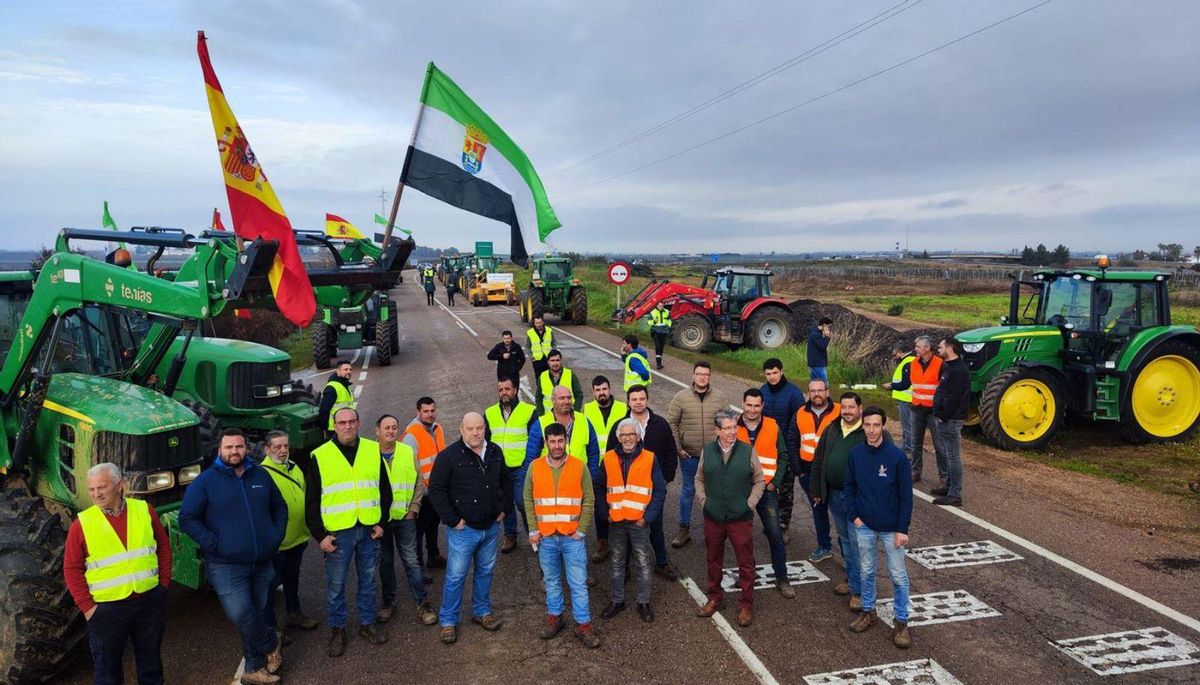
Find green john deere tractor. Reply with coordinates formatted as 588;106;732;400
520;256;587;325
0;228;288;683
959;262;1200;450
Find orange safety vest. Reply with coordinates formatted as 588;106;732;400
603;449;655;522
795;404;841;462
736;416;780;486
405;422;446;486
909;356;944;408
530;456;585;536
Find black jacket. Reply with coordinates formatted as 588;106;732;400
304;438;392;541
486;342;526;381
606;409;679;483
428;439;513;530
933;357;971;421
318;374;352;429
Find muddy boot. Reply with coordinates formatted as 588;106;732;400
500;534;517;554
575;622;601;648
849;610;877;633
893;620;913;648
591;539;610;563
540;614;563;640
328;627;347;657
670;527;691;548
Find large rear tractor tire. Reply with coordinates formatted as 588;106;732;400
387;301;400;354
1119;340;1200;444
0;488;87;684
182;399;222;466
569;287;588;325
979;366;1064;450
746;306;792;350
375;319;395;367
672;315;713;352
519;294;530;323
312;322;334;370
528;288;545;321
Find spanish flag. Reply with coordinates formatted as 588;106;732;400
325;213;365;240
197;32;315;326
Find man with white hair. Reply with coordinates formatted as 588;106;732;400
64;463;172;685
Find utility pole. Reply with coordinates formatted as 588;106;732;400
379;189;389;218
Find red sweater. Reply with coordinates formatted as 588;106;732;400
63;502;172;614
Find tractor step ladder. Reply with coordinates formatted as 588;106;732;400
1094;375;1121;420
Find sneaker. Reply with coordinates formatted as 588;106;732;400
358;622;388;644
472;614;504;632
417;601;438;626
500;534;517;554
893;620;913;649
540;614;563;640
930;486;948;496
670;527;691;548
776;581;796;599
833;582;850;596
932;496;963;507
377;602;395;624
849;594;862;611
591;539;610;563
439;625;457;644
849;610;877;633
328;627;347;657
240;668;280;685
286;611;319;630
654;563;680;582
808;547;832;563
576;622;602;648
266;633;283;674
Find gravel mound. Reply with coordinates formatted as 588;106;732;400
788;299;952;375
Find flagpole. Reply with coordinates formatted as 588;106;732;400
381;62;435;252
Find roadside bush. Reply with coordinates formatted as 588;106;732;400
887;303;904;316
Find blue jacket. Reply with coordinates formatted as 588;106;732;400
844;440;913;534
760;376;806;457
807;326;830;368
624;346;651;383
180;457;288;565
594;440;667;524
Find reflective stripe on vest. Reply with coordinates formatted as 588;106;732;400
80;498;158;602
736;416;780;485
603;449;655;521
485;402;536;468
891;355;916;403
313;438;383;531
909;356;943;408
383;442;418;520
539;412;590;463
527;327;554;361
795;404;841;462
325;380;356;430
405;423;446;486
539;368;575;412
530;456;585;536
649;308;672;329
583;400;627;461
623;352;652;392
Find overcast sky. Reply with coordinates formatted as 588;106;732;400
2;0;1197;255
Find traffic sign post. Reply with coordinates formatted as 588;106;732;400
608;261;632;328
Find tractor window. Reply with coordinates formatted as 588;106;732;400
729;275;760;299
1040;278;1092;329
1098;283;1141;336
1138;284;1162;327
540;262;567;282
0;291;30;361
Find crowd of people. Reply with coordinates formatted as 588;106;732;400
65;312;973;685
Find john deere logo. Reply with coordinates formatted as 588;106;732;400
168;437;179;448
105;278;115;297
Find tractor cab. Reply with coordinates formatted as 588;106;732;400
532;257;573;285
703;267;772;316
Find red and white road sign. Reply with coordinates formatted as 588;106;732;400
607;261;631;286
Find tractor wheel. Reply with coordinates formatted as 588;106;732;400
387;301;400;354
569;286;588;325
312;322;334;370
746;306;792;350
528;288;545;321
519;293;529;322
182;399;222;465
672;315;713;352
0;488;87;684
979;366;1064;450
375;319;395;367
1119;340;1200;444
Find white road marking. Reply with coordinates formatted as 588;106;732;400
804;659;964;685
875;589;1001;628
358;372;368;382
230;659;244;684
1051;627;1200;676
349;348;361;365
907;540;1023;570
353;385;363;399
436;298;478;337
362;347;372;370
912;489;1200;636
679;576;781;685
720;560;829;592
518;375;536;403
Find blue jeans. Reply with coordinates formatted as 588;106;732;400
538;534;591;624
797;466;833;550
503;467;528;536
755;489;788;581
855;524;910;622
826;489;861;595
324;525;380;628
380;518;427;606
935;418;964;499
679;457;699;527
897;402;915;458
439;521;501;627
208;560;278;672
809;366;828;383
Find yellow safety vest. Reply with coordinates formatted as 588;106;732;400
325;380;356;430
313;438;383;531
649;308;672;330
539;368;575;413
79;498;159;603
262;459;310;551
539;412;590;463
383;443;418;521
623;351;652;392
891;355;915;403
583;400;627;457
485;401;536;468
527;327;554;361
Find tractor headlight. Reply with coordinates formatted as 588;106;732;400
128;470;175;493
961;342;986;354
178;464;202;484
255;384;283;398
280;382;294;395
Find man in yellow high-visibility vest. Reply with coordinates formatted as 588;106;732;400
319;359;355;434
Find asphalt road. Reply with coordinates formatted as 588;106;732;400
60;274;1200;684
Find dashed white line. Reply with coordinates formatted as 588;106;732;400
358;372;368;382
353;385;363;399
680;577;780;685
362;347;372;370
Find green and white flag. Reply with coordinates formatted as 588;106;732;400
374;213;412;236
101;201;136;270
400;62;560;263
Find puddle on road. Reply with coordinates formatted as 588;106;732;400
1138;556;1200;575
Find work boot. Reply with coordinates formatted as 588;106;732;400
591;539;610;563
540;614;563;639
637;603;655;623
377;602;395;624
932;496;963;507
655;358;663;370
472;614;504;631
599;602;626;619
418;601;438;626
776;581;796;599
439;625;457;644
500;534;517;554
586;575;597;588
240;668;280;685
358;622;389;644
266;633;283;674
670;527;691;548
893;620;913;649
849;610;877;633
930;486;948;497
287;612;319;630
736;607;753;627
575;623;602;649
849;594;862;611
328;627;347;657
654;562;680;582
833;581;850;596
696;599;725;618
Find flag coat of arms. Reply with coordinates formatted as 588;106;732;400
197;31;315;326
325;213;366;240
401;63;559;263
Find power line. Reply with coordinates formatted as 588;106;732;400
562;1;1053;196
552;0;923;176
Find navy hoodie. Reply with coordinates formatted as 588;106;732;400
760;376;805;456
180;457;287;565
843;439;913;534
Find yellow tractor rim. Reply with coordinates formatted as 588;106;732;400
998;378;1056;442
1131;355;1200;438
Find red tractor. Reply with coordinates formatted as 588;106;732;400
612;266;794;351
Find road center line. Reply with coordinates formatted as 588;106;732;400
436;299;478;337
362;347;372;370
679;577;781;685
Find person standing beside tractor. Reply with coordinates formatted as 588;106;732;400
526;315;554;385
260;431;320;638
931;338;970;507
422;265;436;306
807;317;833;383
882;343;918;461
318;360;355;437
648;301;672;369
906;336;944;485
446;269;460;306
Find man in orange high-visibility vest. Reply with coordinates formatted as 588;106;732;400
785;379;840;563
737;389;793;599
906;336;944;484
402;397;448;573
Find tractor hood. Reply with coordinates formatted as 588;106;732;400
956;325;1061;344
44;373;198;434
174;337;289;365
